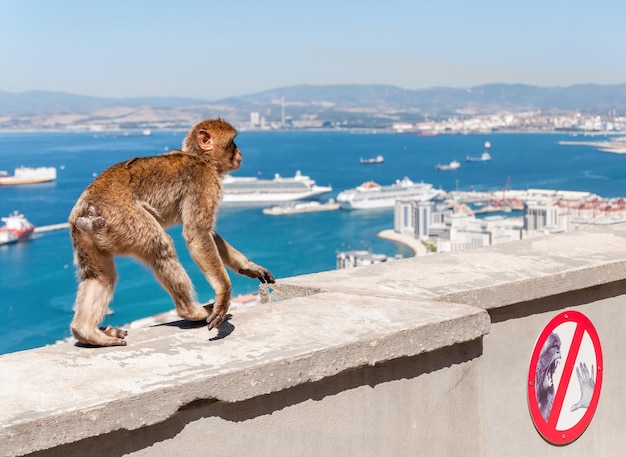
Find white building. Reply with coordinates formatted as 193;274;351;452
523;199;570;233
250;112;261;128
394;199;434;239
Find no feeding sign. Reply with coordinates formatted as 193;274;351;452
527;311;603;445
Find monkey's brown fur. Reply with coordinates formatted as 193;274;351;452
68;118;275;347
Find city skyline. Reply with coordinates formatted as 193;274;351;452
1;0;625;100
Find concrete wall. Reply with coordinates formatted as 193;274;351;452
3;224;626;457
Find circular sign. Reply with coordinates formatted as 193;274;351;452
527;311;603;445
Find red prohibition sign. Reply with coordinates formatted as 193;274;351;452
527;310;603;445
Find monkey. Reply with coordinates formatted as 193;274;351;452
535;332;561;421
68;118;275;347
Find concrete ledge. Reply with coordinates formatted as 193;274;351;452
0;292;488;457
263;227;626;309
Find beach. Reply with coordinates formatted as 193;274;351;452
377;229;427;256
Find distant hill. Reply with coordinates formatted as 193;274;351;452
223;83;626;113
3;84;626;116
1;83;626;130
0;90;209;116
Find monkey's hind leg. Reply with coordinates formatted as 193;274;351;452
70;253;127;347
130;206;209;323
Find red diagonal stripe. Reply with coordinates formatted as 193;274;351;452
547;323;584;429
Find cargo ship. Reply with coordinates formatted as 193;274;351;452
0;167;57;186
0;212;35;245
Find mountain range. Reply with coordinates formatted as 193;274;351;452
1;83;625;130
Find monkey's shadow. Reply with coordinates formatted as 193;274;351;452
156;314;234;341
73;316;234;348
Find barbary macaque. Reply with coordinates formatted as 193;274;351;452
68;118;275;347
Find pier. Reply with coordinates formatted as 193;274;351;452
34;222;69;233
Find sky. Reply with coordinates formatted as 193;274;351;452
1;0;625;101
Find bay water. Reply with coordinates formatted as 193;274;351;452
0;129;623;354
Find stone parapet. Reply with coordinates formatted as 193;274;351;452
263;224;626;310
3;223;626;456
0;292;487;457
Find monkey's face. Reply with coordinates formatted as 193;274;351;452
223;141;242;173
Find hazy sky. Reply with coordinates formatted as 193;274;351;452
1;0;624;100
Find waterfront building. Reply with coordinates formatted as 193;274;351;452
391;189;626;255
336;250;389;269
394;199;437;240
523;199;570;233
392;198;523;254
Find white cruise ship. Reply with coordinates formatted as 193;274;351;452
222;171;332;203
336;177;443;210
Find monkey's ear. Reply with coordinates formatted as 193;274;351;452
196;129;213;151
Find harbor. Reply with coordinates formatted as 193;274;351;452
2;129;626;355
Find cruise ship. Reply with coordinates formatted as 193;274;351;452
221;171;332;203
336;177;443;210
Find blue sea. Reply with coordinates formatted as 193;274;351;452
0;130;624;354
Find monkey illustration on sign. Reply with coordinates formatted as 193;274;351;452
535;332;561;421
535;331;596;422
68;118;275;347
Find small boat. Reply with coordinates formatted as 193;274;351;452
435;160;461;171
262;199;340;216
359;155;384;164
0;211;35;245
466;152;492;162
466;141;492;162
0;167;57;186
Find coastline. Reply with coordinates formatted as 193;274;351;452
559;139;626;154
377;229;427;256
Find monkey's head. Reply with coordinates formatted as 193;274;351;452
183;118;242;174
535;332;561;411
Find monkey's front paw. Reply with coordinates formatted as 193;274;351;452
239;264;275;284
